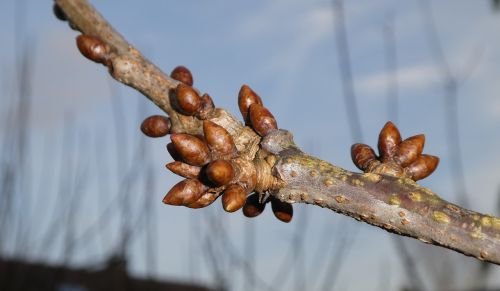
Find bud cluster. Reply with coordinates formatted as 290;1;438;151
351;121;439;181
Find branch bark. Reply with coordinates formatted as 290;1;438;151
55;0;500;265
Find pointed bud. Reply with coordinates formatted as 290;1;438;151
166;161;201;179
175;84;201;115
203;121;237;158
140;115;170;138
395;134;425;167
170;66;193;86
242;193;266;218
221;184;247;212
407;154;439;181
76;35;110;64
351;143;377;171
167;143;182;161
187;192;219;209
196;93;215;119
271;198;293;223
238;84;263;123
205;160;234;187
163;179;207;206
170;134;211;166
53;4;67;21
378;121;401;161
249;104;278;137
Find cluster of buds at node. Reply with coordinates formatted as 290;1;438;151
351;121;439;181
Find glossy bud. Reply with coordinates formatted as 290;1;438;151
203;121;237;158
378;121;401;161
271;198;293;223
163;179;207;206
395;134;425;167
351;143;377;171
76;35;110;64
170;134;211;166
238;84;263;123
242;193;266;218
140;115;170;137
196;93;215;119
407;154;439;181
53;4;67;21
206;160;234;187
187;192;218;209
170;66;193;86
166;161;201;179
167;143;181;161
175;84;201;116
249;104;278;137
221;184;247;212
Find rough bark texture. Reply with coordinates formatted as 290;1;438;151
55;0;500;265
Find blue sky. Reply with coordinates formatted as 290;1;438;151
1;0;500;290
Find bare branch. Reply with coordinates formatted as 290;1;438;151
55;0;500;265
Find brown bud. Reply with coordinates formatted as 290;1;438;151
271;198;293;223
175;84;201;115
238;84;263;123
170;66;193;86
242;193;266;218
203;121;237;158
395;134;425;167
163;179;207;206
76;35;110;64
187;192;219;209
167;143;181;161
407;154;439;181
378;121;401;161
53;4;67;21
205;160;234;187
249;104;278;137
170;134;211;166
140;115;170;138
351;143;377;171
166;161;201;179
221;184;247;212
196;93;215;119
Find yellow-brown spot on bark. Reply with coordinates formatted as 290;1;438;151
351;178;364;187
383;223;394;230
480;251;488;260
446;204;461;213
323;178;334;187
362;173;382;183
472;214;480;221
309;170;318;177
408;192;422;202
389;195;401;206
469;229;483;239
401;219;410;225
335;195;348;204
290;171;298;177
492;217;500;230
432;211;450;224
481;216;492;228
398;211;406;218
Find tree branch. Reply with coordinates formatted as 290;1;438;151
55;0;500;265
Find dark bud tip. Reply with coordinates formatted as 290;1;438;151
163;179;207;206
351;143;377;171
166;161;201;179
175;83;201;115
378;121;402;161
271;198;293;223
170;134;211;166
76;34;110;64
395;134;425;167
242;193;266;218
222;184;247;212
249;104;278;137
196;93;215;119
170;66;193;86
203;121;237;158
53;4;67;21
238;84;263;124
407;154;439;181
205;160;234;187
140;115;170;138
